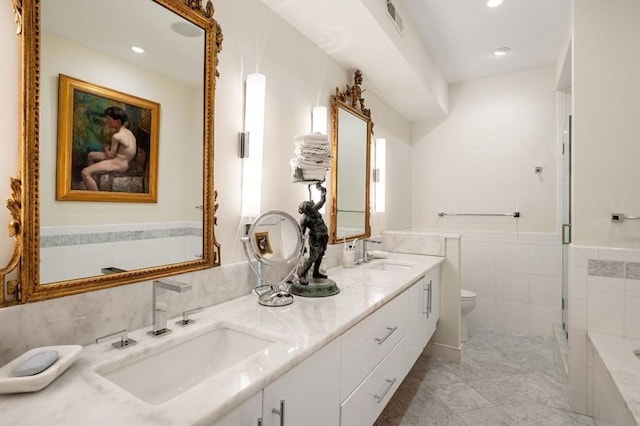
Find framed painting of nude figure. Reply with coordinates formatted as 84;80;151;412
56;74;160;202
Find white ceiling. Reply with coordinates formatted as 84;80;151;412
43;0;573;122
401;0;572;84
264;0;572;121
43;0;205;88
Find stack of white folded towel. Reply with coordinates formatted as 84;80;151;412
290;133;332;183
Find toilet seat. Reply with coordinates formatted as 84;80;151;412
461;289;477;300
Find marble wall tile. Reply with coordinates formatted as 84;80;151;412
587;259;625;278
0;261;256;365
40;224;201;248
381;231;446;256
626;262;640;280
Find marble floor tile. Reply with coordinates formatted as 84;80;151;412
375;383;465;426
430;382;494;412
468;374;547;406
456;406;516;426
376;326;595;426
499;401;596;426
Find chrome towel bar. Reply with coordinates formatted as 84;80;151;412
438;211;520;218
611;213;640;222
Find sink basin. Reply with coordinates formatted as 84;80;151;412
367;260;415;272
97;325;275;404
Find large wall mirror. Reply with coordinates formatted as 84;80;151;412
329;70;372;243
0;0;222;306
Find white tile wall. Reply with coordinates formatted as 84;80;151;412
496;299;530;334
624;296;640;339
587;293;625;336
460;232;562;337
40;224;202;283
567;245;640;415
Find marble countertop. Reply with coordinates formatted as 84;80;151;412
588;332;640;425
0;253;444;426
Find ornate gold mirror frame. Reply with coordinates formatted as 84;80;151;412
329;70;373;244
0;0;222;306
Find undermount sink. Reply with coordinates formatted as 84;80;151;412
367;260;415;272
97;324;276;405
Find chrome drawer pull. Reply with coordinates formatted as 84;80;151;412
272;399;285;426
374;377;397;403
375;326;398;345
428;280;433;314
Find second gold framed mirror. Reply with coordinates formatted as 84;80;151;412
329;70;373;244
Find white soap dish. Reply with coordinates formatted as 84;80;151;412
0;345;82;394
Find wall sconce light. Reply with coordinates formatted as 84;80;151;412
312;106;327;135
374;138;386;213
241;73;266;218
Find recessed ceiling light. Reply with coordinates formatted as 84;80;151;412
493;47;511;56
131;45;145;54
487;0;504;7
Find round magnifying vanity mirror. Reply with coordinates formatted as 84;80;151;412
241;211;304;307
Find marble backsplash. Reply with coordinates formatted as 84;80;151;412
0;260;256;365
0;242;350;366
382;230;447;256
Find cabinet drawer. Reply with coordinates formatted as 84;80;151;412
340;334;414;426
340;291;409;398
213;391;262;426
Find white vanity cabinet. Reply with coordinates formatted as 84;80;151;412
421;267;440;346
340;289;410;398
339;276;426;426
213;391;263;426
213;338;340;426
262;337;341;426
405;266;441;360
215;264;441;426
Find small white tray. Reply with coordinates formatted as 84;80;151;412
0;345;82;394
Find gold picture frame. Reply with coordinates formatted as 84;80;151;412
255;231;273;255
56;74;160;203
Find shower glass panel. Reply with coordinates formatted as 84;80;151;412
561;113;572;339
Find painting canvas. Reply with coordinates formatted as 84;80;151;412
255;232;273;255
56;74;160;202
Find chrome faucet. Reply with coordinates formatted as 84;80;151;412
147;279;192;337
362;239;382;263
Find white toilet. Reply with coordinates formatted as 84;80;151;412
460;289;477;342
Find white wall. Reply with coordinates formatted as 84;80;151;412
572;0;640;249
412;66;559;233
40;35;202;226
462;232;562;337
567;0;640;416
214;0;412;263
0;0;19;273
